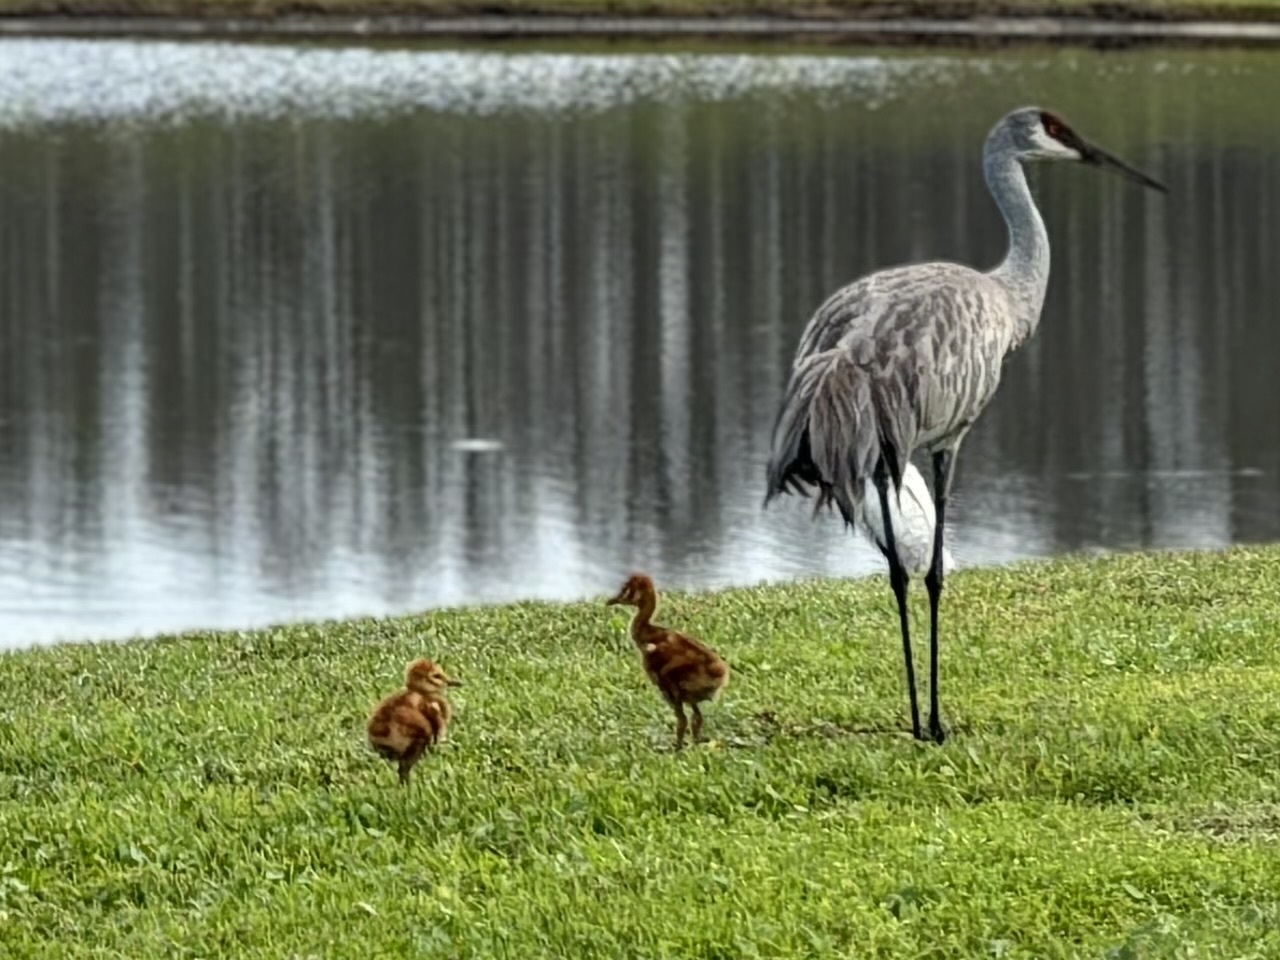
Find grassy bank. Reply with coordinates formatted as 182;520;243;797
3;546;1280;957
0;0;1278;23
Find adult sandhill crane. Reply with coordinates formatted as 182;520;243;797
764;107;1166;743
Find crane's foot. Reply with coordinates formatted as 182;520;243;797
928;714;948;745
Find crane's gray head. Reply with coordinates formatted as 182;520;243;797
995;107;1167;193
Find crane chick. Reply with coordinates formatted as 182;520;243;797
606;574;729;749
366;658;461;785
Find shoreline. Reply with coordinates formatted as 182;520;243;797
0;6;1279;46
0;545;1267;656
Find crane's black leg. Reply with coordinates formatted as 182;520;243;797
873;459;922;741
924;449;957;744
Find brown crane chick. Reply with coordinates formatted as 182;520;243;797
366;658;461;785
606;574;729;749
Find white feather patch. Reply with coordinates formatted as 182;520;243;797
1029;124;1079;159
858;461;957;578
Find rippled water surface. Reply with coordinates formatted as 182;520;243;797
0;39;1277;648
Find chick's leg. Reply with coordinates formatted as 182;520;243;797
673;702;688;750
398;739;428;786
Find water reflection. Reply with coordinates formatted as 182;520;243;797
0;42;1277;647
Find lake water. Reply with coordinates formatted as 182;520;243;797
0;39;1276;649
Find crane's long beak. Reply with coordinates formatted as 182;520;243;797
1079;140;1167;194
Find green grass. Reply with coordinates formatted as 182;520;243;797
3;546;1280;958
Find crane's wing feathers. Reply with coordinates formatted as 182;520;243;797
767;262;1013;543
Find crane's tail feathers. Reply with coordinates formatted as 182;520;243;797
764;348;883;522
763;347;952;576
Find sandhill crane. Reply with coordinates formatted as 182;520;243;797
764;107;1165;743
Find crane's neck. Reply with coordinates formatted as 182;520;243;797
983;136;1050;345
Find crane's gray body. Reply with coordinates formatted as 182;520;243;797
766;115;1051;525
